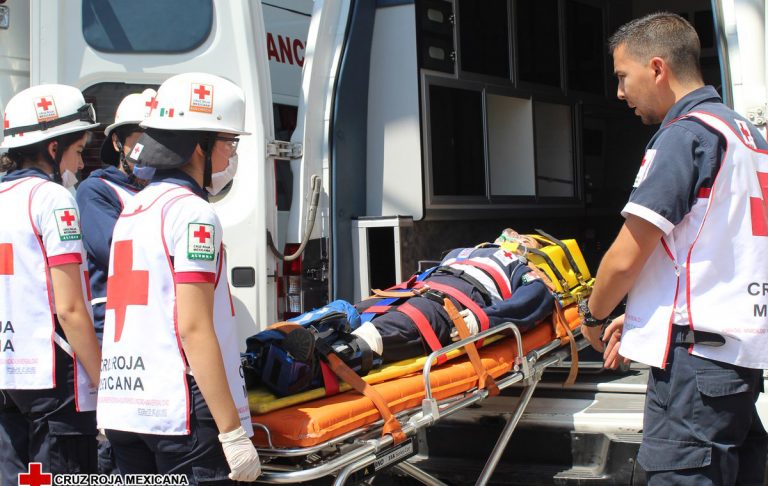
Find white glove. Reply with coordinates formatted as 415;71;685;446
218;426;262;482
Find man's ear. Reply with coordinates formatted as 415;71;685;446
650;57;667;82
47;140;58;159
111;133;122;152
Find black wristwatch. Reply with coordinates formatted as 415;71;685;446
578;299;607;328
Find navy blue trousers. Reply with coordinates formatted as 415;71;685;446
106;376;234;485
638;329;767;485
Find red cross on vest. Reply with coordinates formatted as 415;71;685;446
106;240;149;342
18;463;52;486
193;84;211;100
37;98;53;111
0;243;13;276
60;210;76;226
194;225;211;243
751;171;768;236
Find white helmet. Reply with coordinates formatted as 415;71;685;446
104;88;158;137
140;72;249;135
1;84;99;149
101;89;157;167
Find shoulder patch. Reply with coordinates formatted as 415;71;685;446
54;208;82;241
187;223;215;260
521;272;542;285
493;248;517;266
457;248;474;259
633;149;657;188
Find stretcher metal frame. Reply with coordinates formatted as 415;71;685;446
253;321;588;485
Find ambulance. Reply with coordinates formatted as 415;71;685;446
1;0;766;483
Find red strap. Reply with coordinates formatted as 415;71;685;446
365;305;392;314
420;281;490;347
392;274;418;289
319;360;340;396
397;302;447;365
450;260;511;299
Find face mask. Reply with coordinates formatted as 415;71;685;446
132;164;156;181
206;155;238;196
61;170;78;189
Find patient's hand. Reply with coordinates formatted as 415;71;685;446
602;315;630;370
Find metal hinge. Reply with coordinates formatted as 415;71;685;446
266;140;303;159
747;104;767;127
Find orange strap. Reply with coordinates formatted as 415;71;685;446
552;300;579;386
368;287;427;299
526;262;556;292
443;298;499;396
324;353;407;443
267;321;302;332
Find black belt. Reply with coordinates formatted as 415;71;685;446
672;326;726;347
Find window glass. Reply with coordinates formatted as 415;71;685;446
429;85;486;197
516;0;560;87
487;94;535;196
534;102;574;197
82;0;213;53
458;0;509;78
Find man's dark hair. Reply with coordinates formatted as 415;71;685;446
609;12;703;83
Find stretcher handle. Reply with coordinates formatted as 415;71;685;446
422;321;526;402
534;229;587;284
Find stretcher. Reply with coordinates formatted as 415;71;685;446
250;304;587;485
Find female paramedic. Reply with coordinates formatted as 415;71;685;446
76;88;157;343
0;84;102;474
96;73;261;483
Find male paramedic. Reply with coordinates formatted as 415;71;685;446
96;73;260;483
76;89;156;342
580;12;768;484
0;84;102;474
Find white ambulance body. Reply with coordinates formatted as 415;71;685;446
1;1;767;481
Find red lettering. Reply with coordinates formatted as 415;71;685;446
266;33;279;62
293;39;305;67
278;35;293;65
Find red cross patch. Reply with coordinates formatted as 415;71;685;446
34;96;59;122
129;142;144;161
187;223;215;260
189;83;214;114
736;119;757;149
54;208;82;241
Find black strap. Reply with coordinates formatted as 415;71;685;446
4;104;96;137
674;327;726;347
431;266;492;305
535;229;585;283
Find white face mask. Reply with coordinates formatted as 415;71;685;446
206;155;238;196
61;170;78;189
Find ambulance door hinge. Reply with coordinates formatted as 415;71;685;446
266;140;303;160
747;104;767;127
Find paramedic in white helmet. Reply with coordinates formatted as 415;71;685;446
76;88;157;343
96;73;259;483
0;84;102;475
75;88;157;475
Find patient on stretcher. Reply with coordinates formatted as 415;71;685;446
245;229;554;396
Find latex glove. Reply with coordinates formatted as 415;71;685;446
218;426;262;481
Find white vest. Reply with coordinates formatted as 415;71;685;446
623;111;768;369
0;177;97;411
98;178;137;210
97;183;251;435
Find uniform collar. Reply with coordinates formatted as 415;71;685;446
88;165;139;189
662;86;722;126
152;169;208;200
2;167;52;183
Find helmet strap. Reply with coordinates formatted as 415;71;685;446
203;138;214;190
114;138;138;186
